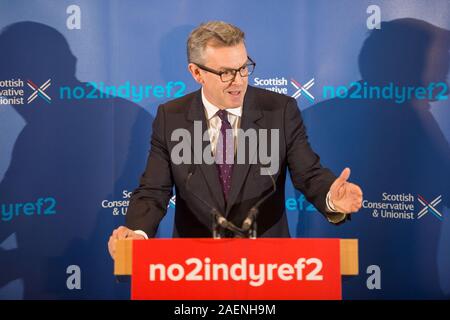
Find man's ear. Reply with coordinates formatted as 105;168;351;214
188;63;204;85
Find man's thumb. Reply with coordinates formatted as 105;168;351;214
338;167;351;183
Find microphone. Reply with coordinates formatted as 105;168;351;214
185;167;246;237
241;168;277;232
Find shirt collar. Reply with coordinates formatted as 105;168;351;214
201;88;243;120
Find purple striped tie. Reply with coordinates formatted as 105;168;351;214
215;110;234;201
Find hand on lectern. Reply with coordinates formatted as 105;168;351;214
108;226;145;260
329;167;363;214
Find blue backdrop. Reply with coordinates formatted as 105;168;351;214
0;0;449;299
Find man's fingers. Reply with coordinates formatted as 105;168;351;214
352;192;362;202
349;197;362;212
109;226;144;260
112;227;130;239
116;226;144;240
352;185;363;197
334;195;363;214
108;236;116;259
344;183;362;201
117;226;132;240
109;226;130;259
350;188;362;197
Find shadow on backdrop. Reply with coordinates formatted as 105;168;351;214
159;24;197;92
0;22;153;299
296;18;450;299
153;24;196;237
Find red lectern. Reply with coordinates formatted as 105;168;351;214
114;238;358;300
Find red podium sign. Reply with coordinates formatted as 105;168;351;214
131;238;341;300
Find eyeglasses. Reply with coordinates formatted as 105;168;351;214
195;56;256;82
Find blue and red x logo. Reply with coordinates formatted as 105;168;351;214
291;78;315;102
27;79;51;104
417;195;442;220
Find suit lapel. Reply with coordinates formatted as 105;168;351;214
185;90;226;212
225;87;263;215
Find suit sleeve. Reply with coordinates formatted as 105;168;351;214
283;98;347;224
125;105;174;237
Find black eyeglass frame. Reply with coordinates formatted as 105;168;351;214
194;56;256;82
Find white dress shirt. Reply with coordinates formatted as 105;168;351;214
201;89;242;157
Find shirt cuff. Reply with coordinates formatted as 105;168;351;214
325;191;347;224
133;230;148;239
326;191;338;212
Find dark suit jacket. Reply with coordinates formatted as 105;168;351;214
126;86;342;237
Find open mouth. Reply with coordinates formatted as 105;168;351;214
227;90;241;96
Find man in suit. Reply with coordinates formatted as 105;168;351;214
108;21;363;259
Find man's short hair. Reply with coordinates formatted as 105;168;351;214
187;21;245;64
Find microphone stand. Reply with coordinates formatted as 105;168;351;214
185;169;246;238
185;167;276;239
241;169;277;239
